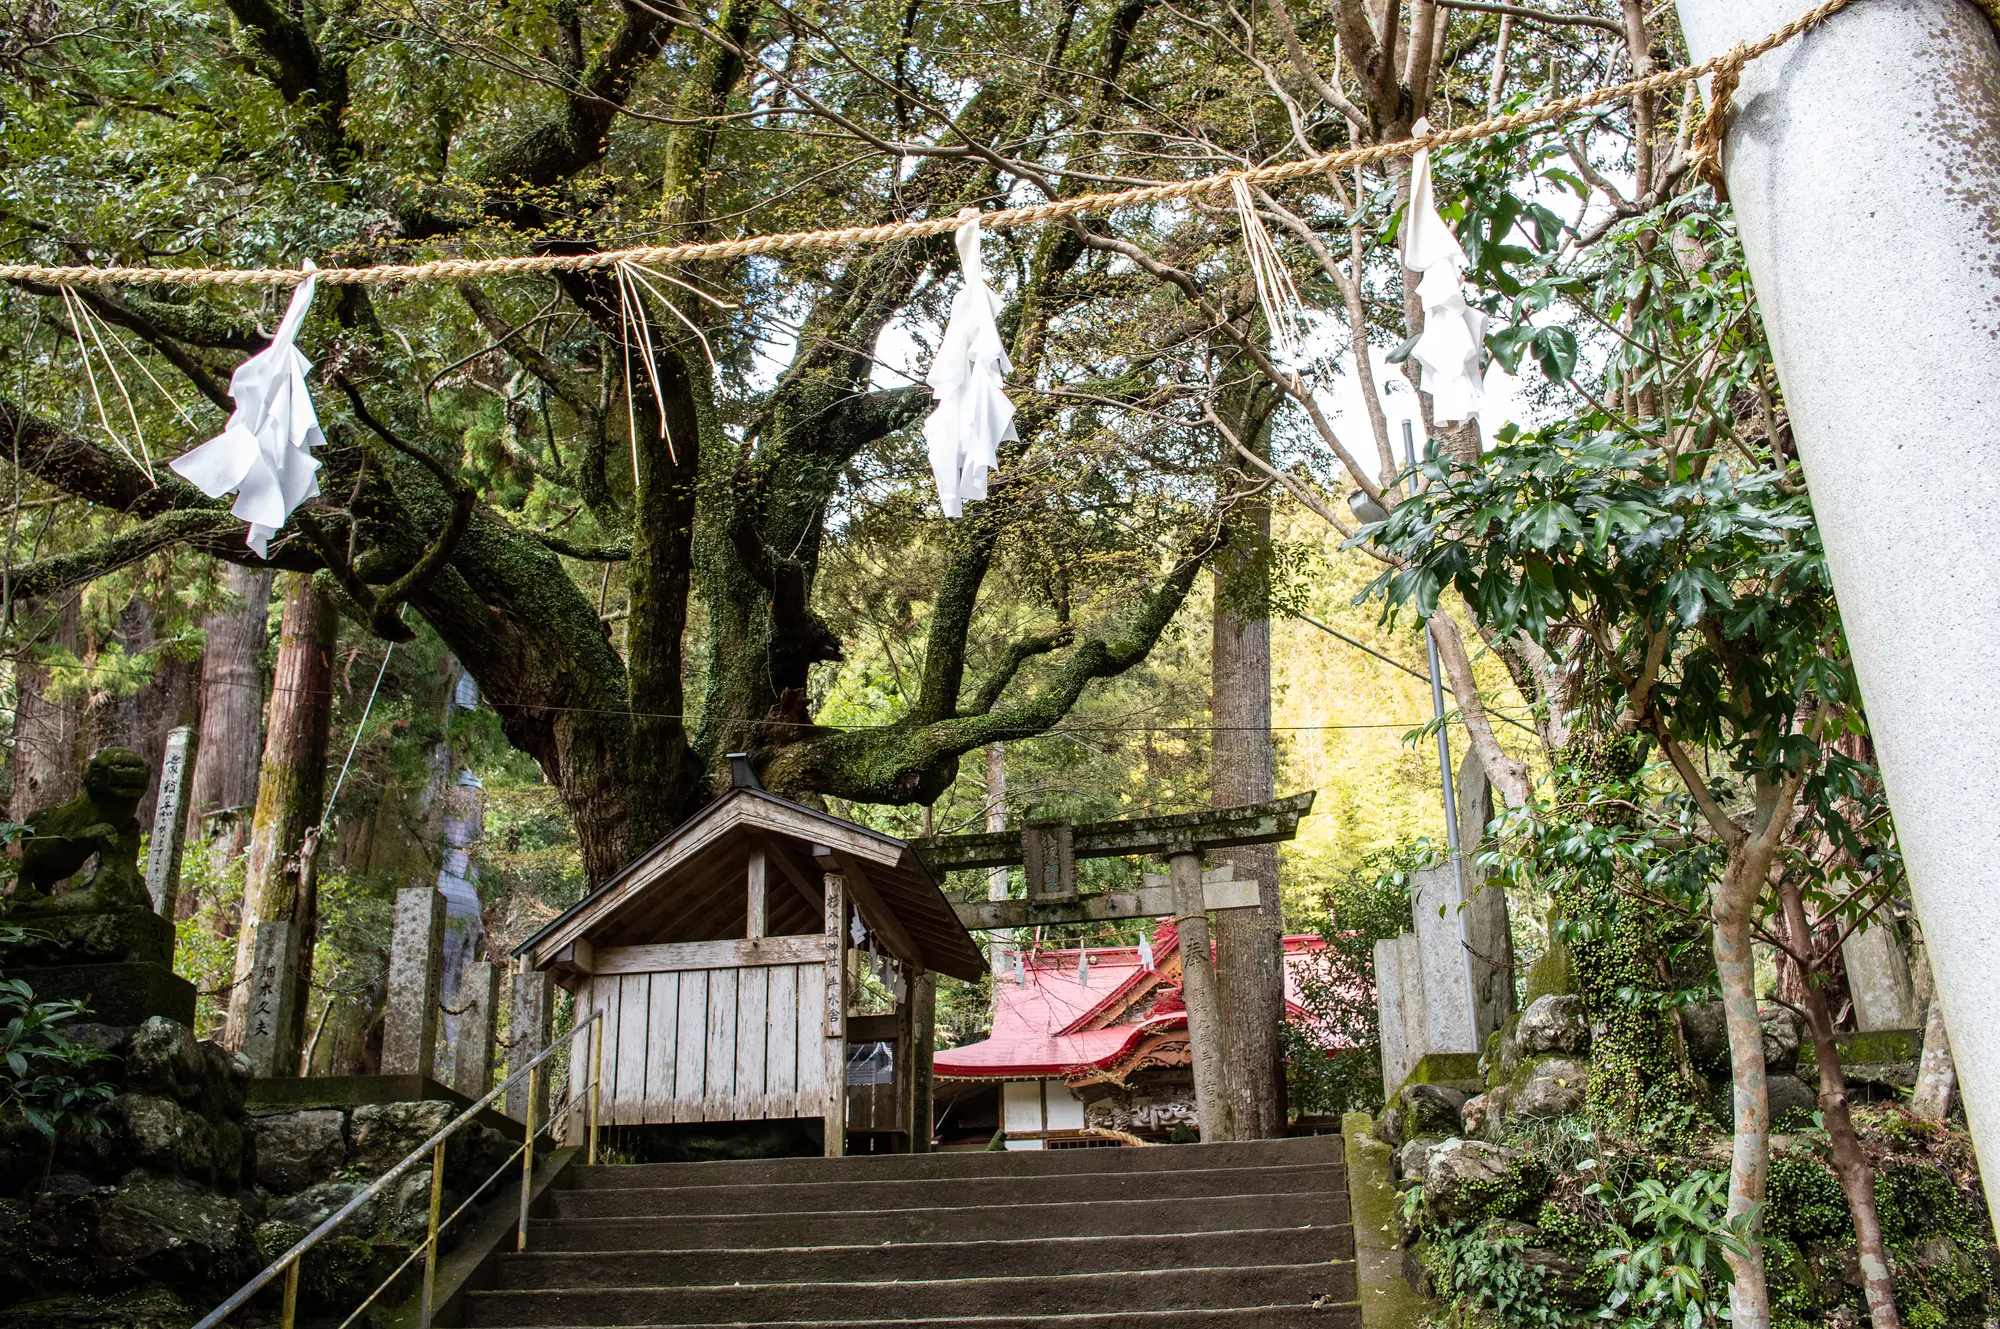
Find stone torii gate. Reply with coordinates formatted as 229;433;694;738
913;792;1315;1140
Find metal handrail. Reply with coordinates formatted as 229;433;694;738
195;1009;605;1329
333;1076;595;1329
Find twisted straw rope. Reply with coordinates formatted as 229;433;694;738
0;0;1853;290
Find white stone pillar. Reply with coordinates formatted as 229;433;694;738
382;886;445;1079
1675;0;2000;1219
823;871;848;1158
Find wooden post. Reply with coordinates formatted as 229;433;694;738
507;961;551;1124
382;886;446;1079
911;968;936;1153
895;966;917;1152
746;845;767;939
453;959;501;1096
146;725;195;919
823;871;848;1158
1169;846;1232;1142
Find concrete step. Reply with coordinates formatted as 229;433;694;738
496;1225;1352;1289
462;1261;1357;1326
528;1189;1352;1250
457;1309;1360;1329
548;1162;1340;1219
569;1136;1344;1189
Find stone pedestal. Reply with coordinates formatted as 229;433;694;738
0;903;195;1027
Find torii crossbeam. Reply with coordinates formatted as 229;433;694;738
909;792;1317;1141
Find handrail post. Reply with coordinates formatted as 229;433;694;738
587;1014;603;1165
517;1063;538;1253
419;1138;446;1329
280;1259;299;1329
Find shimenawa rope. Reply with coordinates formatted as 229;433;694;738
0;0;1854;290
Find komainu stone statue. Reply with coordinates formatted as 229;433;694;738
19;746;151;911
2;746;193;1025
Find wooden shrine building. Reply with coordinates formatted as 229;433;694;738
514;762;985;1154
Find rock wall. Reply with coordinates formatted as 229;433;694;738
0;1018;256;1328
0;1017;511;1329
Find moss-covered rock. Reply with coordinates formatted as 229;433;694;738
1422;1140;1551;1228
0;1288;193;1329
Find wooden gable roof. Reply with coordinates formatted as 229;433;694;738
514;789;986;981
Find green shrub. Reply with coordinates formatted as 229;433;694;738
1764;1155;1850;1243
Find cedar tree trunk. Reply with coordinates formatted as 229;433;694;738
223;572;336;1066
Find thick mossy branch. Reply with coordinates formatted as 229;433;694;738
0;401;216;519
967;626;1075;716
765;543;1209;804
6;510;248;599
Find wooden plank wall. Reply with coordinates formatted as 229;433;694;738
582;962;827;1125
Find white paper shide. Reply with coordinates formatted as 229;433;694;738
170;262;325;556
1402;120;1487;425
924;210;1017;518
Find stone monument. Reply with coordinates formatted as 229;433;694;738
2;746;197;1026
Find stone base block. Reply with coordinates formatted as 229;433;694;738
246;1074;519;1132
0;906;175;967
12;961;196;1027
1400;1053;1482;1095
1796;1027;1923;1079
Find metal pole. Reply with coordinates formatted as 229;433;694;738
517;1064;537;1253
587;1016;602;1166
419;1138;446;1329
1405;422;1460;839
279;1260;298;1329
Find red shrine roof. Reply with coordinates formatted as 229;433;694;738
933;922;1332;1083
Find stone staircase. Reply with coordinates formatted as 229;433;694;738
463;1134;1360;1328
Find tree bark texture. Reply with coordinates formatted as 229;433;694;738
223;573;335;1065
1714;877;1772;1329
1209;382;1284;1141
187;563;272;866
9;597;83;822
1780;878;1902;1329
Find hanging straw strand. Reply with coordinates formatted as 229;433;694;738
0;0;1855;292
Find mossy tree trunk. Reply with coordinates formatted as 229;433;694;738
186;562;273;870
1210;365;1285;1141
223;572;335;1067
